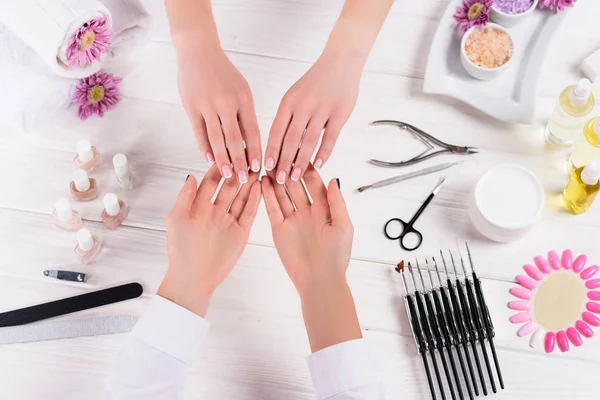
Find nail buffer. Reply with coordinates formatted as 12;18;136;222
0;315;138;344
0;282;143;328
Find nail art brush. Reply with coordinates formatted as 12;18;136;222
449;251;486;396
396;261;437;400
435;255;474;400
458;248;497;393
409;262;445;400
357;161;462;192
465;242;505;390
416;260;456;400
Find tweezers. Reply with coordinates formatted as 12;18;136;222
368;120;478;168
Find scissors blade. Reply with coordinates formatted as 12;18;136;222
357;162;461;192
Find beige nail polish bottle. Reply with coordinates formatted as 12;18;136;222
52;198;82;231
74;140;101;171
70;169;98;202
74;228;102;265
113;154;134;190
102;193;128;229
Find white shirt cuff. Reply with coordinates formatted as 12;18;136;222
131;295;210;364
307;338;382;399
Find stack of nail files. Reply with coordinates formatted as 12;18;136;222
395;243;504;400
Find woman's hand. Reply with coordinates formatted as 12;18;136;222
158;165;262;317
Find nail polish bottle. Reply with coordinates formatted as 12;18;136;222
74;140;101;171
563;161;600;214
52;198;82;231
74;228;102;265
70;169;98;202
113;154;134;190
102;193;128;229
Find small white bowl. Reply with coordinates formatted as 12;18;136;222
469;164;545;242
460;23;514;81
490;0;539;27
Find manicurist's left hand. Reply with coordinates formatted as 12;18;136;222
157;164;262;317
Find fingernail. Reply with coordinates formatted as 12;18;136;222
336;178;340;189
276;170;287;184
265;157;275;171
314;158;323;169
238;169;248;184
185;175;190;182
222;164;233;178
251;158;261;172
291;167;301;181
206;151;215;164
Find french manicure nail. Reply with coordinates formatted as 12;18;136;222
265;157;275;171
291;167;301;181
544;331;556;353
562;249;573;269
556;330;569;352
238;169;248;184
515;275;537;290
582;311;600;327
581;265;599;281
186;175;190;182
567;327;583;347
336;178;341;189
573;254;587;273
548;250;561;270
314;158;323;169
510;312;532;324
510;287;532;300
508;300;530;311
535;256;551;274
524;264;543;281
276;170;287;184
222;164;233;179
206;151;215;164
576;320;594;338
586;279;600;289
251;158;261;172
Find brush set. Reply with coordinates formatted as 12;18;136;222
395;243;504;400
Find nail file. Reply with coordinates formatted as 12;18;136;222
0;283;143;328
0;315;138;344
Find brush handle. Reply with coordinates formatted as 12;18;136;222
406;294;436;400
415;291;445;400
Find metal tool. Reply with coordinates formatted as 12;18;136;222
384;178;445;251
43;269;87;283
368;120;478;168
357;161;461;193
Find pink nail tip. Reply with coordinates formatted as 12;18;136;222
548;250;561;270
535;256;552;274
588;292;600;301
576;320;594;338
586;279;600;290
573;254;587;273
581;265;599;281
544;332;556;353
515;275;537;290
582;312;600;327
508;300;530;311
517;321;537;337
567;327;583;347
562;249;573;269
524;264;543;281
510;312;532;324
586;302;600;314
510;287;532;300
556;330;569;352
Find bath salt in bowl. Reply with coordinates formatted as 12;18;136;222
490;0;539;27
460;24;514;80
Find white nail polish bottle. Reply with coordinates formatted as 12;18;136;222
52;198;82;231
113;154;134;190
74;140;101;171
102;193;128;229
74;228;102;265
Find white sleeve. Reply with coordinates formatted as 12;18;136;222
105;295;210;400
307;339;386;400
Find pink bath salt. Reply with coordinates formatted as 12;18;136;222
465;27;513;69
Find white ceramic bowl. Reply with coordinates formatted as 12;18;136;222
490;0;539;27
460;23;514;81
469;164;545;242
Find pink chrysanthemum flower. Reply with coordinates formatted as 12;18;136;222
539;0;576;13
72;71;122;120
453;0;493;34
66;15;112;68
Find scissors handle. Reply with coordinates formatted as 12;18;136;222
383;218;424;251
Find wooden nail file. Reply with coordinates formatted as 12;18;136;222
0;283;143;328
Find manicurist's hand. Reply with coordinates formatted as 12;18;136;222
166;0;262;183
261;165;362;352
158;165;261;317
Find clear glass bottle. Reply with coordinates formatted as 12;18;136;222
70;169;99;202
545;79;594;149
52;198;82;230
113;153;134;190
101;193;128;229
570;117;600;172
74;140;101;171
563;161;600;214
74;229;102;264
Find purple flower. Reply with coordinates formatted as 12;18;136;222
66;15;112;68
453;0;493;34
539;0;576;13
72;71;122;120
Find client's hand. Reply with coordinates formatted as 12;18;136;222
158;164;261;317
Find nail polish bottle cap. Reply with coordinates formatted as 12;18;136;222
581;161;600;185
103;193;121;216
570;78;592;107
76;229;94;252
76;140;94;162
54;198;73;221
73;169;90;192
113;154;129;177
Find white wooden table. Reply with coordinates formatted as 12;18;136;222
1;1;599;399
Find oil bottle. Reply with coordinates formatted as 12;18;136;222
569;117;600;172
545;78;594;149
563;161;600;214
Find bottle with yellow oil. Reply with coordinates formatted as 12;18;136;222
563;161;600;214
545;79;594;149
569;117;600;172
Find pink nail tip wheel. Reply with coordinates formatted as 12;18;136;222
507;250;599;353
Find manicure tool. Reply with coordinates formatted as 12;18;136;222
368;120;478;168
357;161;461;193
43;269;87;283
0;315;138;345
0;282;143;327
384;178;445;251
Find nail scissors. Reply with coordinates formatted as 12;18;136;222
369;120;478;168
384;178;445;251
